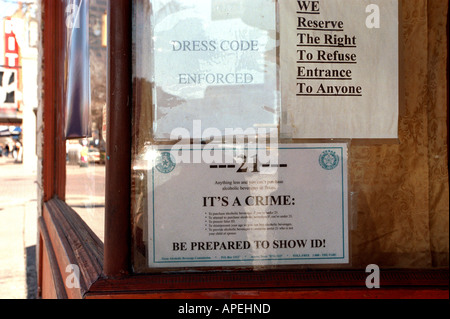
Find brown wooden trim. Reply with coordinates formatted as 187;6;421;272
37;232;43;298
41;0;57;202
85;288;449;299
41;0;66;201
87;269;448;296
42;198;104;298
37;0;449;300
45;199;104;273
38;217;68;299
104;0;133;278
39;0;61;298
447;4;449;178
55;0;67;201
40;243;58;298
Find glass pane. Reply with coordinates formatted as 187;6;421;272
65;1;108;242
131;0;292;273
149;0;278;139
131;0;449;273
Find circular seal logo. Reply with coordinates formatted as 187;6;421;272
319;150;339;170
155;152;176;174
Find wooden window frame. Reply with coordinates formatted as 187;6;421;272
37;0;449;299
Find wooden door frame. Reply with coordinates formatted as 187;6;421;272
37;0;449;299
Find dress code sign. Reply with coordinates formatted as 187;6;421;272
151;0;278;139
281;0;399;139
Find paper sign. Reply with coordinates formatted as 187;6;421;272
147;143;349;268
150;0;279;139
280;0;399;139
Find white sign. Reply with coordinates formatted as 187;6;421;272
147;144;349;268
150;0;279;139
280;0;399;139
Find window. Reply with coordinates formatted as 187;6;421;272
37;0;448;299
65;0;107;242
130;0;448;274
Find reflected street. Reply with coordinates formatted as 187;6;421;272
66;162;105;242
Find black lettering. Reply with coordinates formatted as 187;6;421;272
297;1;320;12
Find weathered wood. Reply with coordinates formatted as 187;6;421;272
38;217;68;299
85;288;449;299
41;0;57;202
37;0;449;300
87;269;449;294
104;0;133;278
42;199;104;298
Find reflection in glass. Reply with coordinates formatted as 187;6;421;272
144;0;279;140
65;1;107;242
131;0;281;272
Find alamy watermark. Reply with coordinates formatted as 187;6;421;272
366;4;381;29
65;264;80;289
365;264;381;289
161;121;279;174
